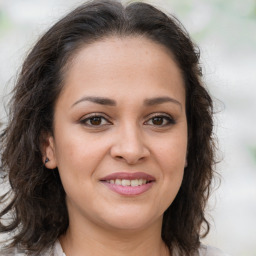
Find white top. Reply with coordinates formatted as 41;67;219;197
44;240;230;256
1;240;230;255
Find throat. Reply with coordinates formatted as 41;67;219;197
59;228;169;256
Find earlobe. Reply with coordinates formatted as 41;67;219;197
41;135;58;169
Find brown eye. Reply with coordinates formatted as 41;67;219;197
152;117;164;125
145;114;175;127
89;116;102;126
80;115;111;127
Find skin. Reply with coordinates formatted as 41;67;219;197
44;36;187;256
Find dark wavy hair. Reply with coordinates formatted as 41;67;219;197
0;0;216;255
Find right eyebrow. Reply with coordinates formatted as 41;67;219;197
71;96;116;108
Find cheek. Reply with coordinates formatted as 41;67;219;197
55;139;99;175
159;143;185;186
53;127;112;182
155;133;187;168
153;132;187;204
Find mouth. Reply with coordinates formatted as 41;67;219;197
100;172;155;196
105;178;150;186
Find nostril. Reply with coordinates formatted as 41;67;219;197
110;142;150;165
116;156;123;159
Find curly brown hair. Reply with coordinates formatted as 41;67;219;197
0;0;216;255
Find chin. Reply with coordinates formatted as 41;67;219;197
106;219;152;232
98;208;160;231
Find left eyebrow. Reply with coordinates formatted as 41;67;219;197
71;96;116;108
144;96;182;109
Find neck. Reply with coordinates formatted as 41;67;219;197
60;215;169;256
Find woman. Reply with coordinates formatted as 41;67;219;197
0;0;229;255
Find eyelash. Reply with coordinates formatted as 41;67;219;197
79;113;112;127
144;114;176;126
79;113;175;128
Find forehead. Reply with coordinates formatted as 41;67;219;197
69;36;179;72
59;36;185;103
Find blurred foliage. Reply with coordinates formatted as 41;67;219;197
251;2;256;18
249;146;256;164
0;9;12;36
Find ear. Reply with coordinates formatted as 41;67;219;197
41;132;58;169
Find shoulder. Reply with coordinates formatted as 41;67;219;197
199;244;231;256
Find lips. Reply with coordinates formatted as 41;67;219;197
100;172;155;196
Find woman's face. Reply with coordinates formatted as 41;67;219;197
45;36;187;232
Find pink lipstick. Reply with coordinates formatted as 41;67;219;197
100;172;155;196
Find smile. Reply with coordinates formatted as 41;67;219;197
100;172;155;196
106;179;149;186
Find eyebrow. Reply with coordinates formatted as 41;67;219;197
71;96;116;108
144;96;182;109
71;96;182;109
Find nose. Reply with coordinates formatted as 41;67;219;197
110;124;150;165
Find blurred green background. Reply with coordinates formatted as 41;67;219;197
0;0;256;255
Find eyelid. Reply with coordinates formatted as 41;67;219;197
144;112;176;126
78;112;175;127
79;113;112;126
